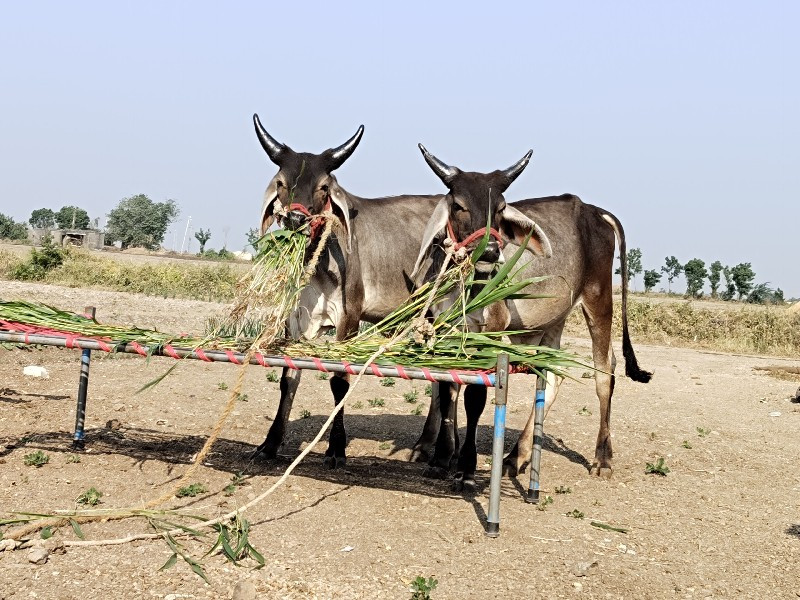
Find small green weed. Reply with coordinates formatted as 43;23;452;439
681;440;692;449
353;400;364;409
649;432;657;441
217;381;228;390
410;576;438;600
380;377;395;387
368;398;386;408
176;483;207;498
696;426;711;438
66;454;81;464
317;372;330;380
403;389;419;403
645;457;670;476
23;450;49;467
76;487;103;506
578;406;592;416
40;526;53;540
236;393;248;402
266;370;279;383
411;404;423;416
379;442;391;451
424;384;432;396
554;485;572;495
536;495;554;511
300;409;311;419
566;509;585;519
224;473;246;496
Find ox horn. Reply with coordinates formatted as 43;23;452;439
500;150;533;187
419;144;460;187
253;114;286;165
326;125;365;171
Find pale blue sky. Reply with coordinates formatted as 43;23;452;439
1;2;797;296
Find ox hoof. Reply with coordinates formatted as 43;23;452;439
502;459;528;478
409;446;432;463
422;465;450;480
252;443;279;461
323;455;347;470
590;463;613;479
452;475;476;494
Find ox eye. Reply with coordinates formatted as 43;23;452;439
319;184;329;194
452;202;466;212
276;181;284;189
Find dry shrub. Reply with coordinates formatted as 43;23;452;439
567;300;800;357
0;250;24;278
40;250;239;301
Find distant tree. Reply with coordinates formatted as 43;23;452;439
55;205;90;230
731;262;756;300
683;258;708;298
106;194;179;250
661;256;683;293
615;248;643;290
0;213;28;240
774;288;785;304
246;227;261;252
29;208;56;229
194;228;211;253
643;269;662;293
721;266;736;300
708;260;723;299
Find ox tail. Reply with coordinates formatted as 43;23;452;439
601;212;653;384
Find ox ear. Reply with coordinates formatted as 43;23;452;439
500;204;552;258
328;180;353;253
260;176;283;235
411;196;450;279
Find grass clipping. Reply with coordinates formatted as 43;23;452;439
0;223;586;376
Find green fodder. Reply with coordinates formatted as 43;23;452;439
40;251;239;302
566;300;800;357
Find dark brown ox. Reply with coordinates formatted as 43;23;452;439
409;145;652;488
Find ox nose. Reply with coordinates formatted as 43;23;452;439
285;211;308;232
480;240;501;264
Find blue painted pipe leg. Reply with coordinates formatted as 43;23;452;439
486;354;509;537
526;377;546;503
72;307;95;449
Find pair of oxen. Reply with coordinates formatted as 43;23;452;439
251;114;651;490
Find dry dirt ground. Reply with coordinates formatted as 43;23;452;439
1;281;800;599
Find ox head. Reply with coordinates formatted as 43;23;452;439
411;145;552;277
254;114;363;251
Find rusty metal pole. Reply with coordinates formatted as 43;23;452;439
526;374;547;503
486;353;509;537
72;306;95;450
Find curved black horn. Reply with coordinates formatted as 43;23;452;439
418;144;460;187
253;114;286;165
327;125;365;171
501;150;533;186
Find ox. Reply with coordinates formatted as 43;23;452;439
409;145;652;487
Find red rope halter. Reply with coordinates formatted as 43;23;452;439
285;200;332;239
446;221;504;251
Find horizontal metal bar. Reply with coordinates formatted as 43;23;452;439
0;331;497;386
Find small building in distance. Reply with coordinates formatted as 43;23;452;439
30;228;105;249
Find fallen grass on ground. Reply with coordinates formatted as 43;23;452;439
566;298;800;357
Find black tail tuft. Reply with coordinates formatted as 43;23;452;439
623;328;652;383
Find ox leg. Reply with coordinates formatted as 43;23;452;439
582;301;616;478
324;373;349;469
453;384;486;493
503;371;561;476
255;367;303;459
410;383;441;463
423;382;459;479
